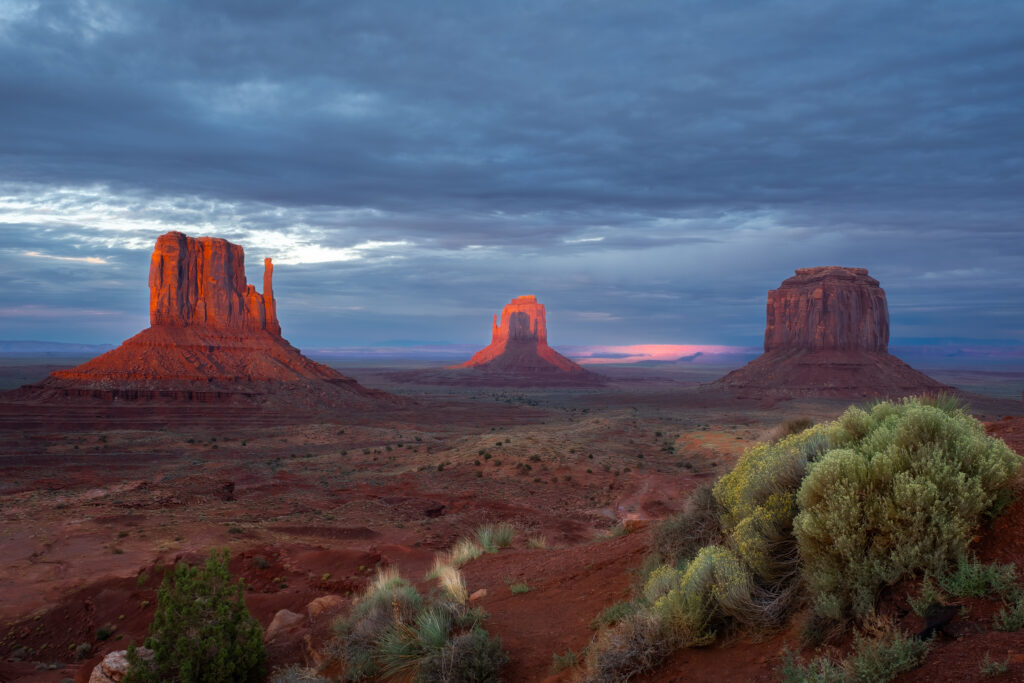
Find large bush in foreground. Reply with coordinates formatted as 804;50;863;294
795;398;1021;618
584;396;1020;681
126;549;265;683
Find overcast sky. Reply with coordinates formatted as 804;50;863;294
1;0;1021;348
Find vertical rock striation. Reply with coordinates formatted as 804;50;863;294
26;231;393;407
715;266;949;398
764;267;888;353
148;231;280;334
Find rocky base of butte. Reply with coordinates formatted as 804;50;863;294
715;266;950;398
12;232;392;408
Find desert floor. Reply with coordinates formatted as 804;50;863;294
0;359;1022;682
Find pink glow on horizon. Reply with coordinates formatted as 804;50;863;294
567;344;750;364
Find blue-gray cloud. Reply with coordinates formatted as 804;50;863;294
0;0;1022;347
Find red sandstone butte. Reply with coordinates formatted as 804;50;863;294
23;231;390;407
715;266;950;398
456;295;600;382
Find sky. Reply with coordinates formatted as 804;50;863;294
1;0;1022;350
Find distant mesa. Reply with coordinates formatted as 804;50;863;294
450;295;603;385
15;231;392;407
714;266;950;398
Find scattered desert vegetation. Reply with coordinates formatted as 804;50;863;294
583;396;1022;681
125;549;265;682
275;566;507;682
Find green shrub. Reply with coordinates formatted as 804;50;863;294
779;625;929;683
781;418;815;438
778;647;847;683
845;627;930;682
591;601;637;629
980;652;1010;677
937;555;1019;599
993;596;1024;631
328;566;506;681
714;425;832;586
125;549;265;683
420;626;508;682
651;484;723;566
907;575;946;617
795;398;1021;618
585;396;1019;681
650;545;757;646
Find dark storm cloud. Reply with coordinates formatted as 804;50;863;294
1;0;1022;346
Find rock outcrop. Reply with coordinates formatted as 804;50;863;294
454;295;602;384
764;267;888;352
17;231;392;408
149;231;281;334
715;267;950;398
89;648;153;683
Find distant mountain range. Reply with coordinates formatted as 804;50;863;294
3;340;1024;369
0;340;115;355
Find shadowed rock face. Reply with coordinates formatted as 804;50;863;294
715;267;949;398
457;296;599;381
18;231;392;407
765;267;888;352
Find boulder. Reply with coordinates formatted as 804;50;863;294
88;648;152;683
265;609;305;642
306;594;346;620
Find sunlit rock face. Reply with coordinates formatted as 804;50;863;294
149;231;280;335
23;231;391;406
715;267;949;398
457;295;597;378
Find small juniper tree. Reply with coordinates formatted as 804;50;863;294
126;549;265;683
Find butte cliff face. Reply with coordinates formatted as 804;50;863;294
455;295;601;384
27;231;390;407
149;231;281;335
716;266;949;398
764;267;888;353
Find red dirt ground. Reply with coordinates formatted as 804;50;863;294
0;367;1022;682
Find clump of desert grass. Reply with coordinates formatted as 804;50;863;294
308;564;506;681
476;522;515;552
426;523;517;580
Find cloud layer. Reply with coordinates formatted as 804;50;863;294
1;1;1021;347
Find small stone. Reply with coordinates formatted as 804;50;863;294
469;588;488;602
